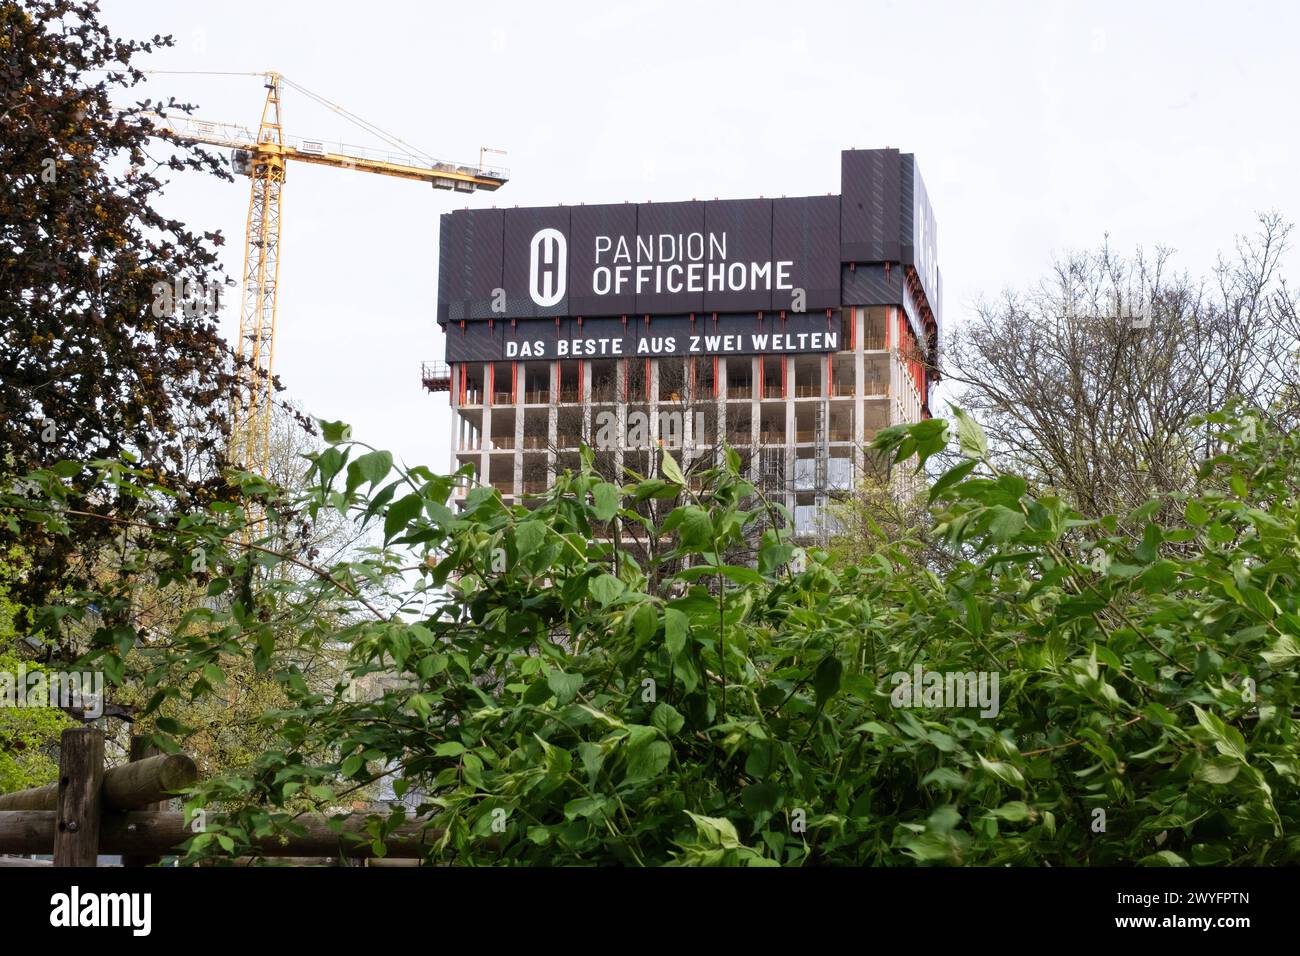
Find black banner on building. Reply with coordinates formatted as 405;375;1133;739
437;149;942;338
443;313;842;363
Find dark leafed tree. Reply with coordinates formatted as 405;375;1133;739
0;0;240;602
942;215;1298;518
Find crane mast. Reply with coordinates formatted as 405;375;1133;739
146;71;507;481
233;73;285;473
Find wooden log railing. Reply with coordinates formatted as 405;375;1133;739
0;752;197;812
0;811;440;859
0;727;441;866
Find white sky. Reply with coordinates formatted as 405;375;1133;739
100;0;1299;474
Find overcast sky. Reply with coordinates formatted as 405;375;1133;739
100;0;1299;474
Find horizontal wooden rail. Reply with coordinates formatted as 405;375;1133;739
0;753;197;812
0;811;441;859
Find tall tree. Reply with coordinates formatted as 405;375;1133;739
942;216;1297;518
0;0;239;602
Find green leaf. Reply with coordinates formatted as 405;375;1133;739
1192;705;1248;763
592;482;621;521
624;739;671;783
989;801;1032;822
1136;560;1177;593
978;754;1025;788
813;655;843;708
1239;585;1278;620
513;520;546;559
563;796;611;821
1184;499;1210;526
1261;634;1300;667
1194;756;1242;785
630;602;657;644
1134;522;1162;563
664;608;689;655
987;505;1026;543
589;573;626;606
684;812;742;848
718;564;763;586
1140;850;1189;867
317;419;353;444
651;702;685;737
669;506;713;549
577;742;604;784
384;492;422;543
314;446;346;489
347;450;393;494
950;406;989;461
547;670;584;705
660;448;686;485
928;458;978;503
741;782;782;815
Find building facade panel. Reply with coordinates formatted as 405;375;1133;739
502;206;571;319
569;203;639;316
701;198;774;314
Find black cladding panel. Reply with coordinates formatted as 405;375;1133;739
502;206;570;319
634;201;706;315
441;207;504;322
772;195;840;312
840;148;900;263
442;316;505;362
840;263;902;307
569;203;637;317
702;198;773;314
436;212;457;325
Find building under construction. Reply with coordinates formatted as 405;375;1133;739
424;148;941;540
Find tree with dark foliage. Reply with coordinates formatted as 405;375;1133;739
0;0;238;605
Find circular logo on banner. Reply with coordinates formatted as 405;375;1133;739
528;228;567;307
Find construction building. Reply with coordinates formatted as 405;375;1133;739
423;148;941;541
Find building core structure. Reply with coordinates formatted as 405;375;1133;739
424;148;942;541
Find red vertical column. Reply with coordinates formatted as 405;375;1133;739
511;361;518;404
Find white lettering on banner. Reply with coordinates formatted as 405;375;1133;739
581;227;793;298
505;340;546;358
497;329;837;360
528;228;567;307
556;338;625;357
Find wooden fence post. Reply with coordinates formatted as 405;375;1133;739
52;727;103;867
122;735;164;867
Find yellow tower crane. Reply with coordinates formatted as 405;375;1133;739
146;71;507;474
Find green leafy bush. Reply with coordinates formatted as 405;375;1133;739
4;405;1298;865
